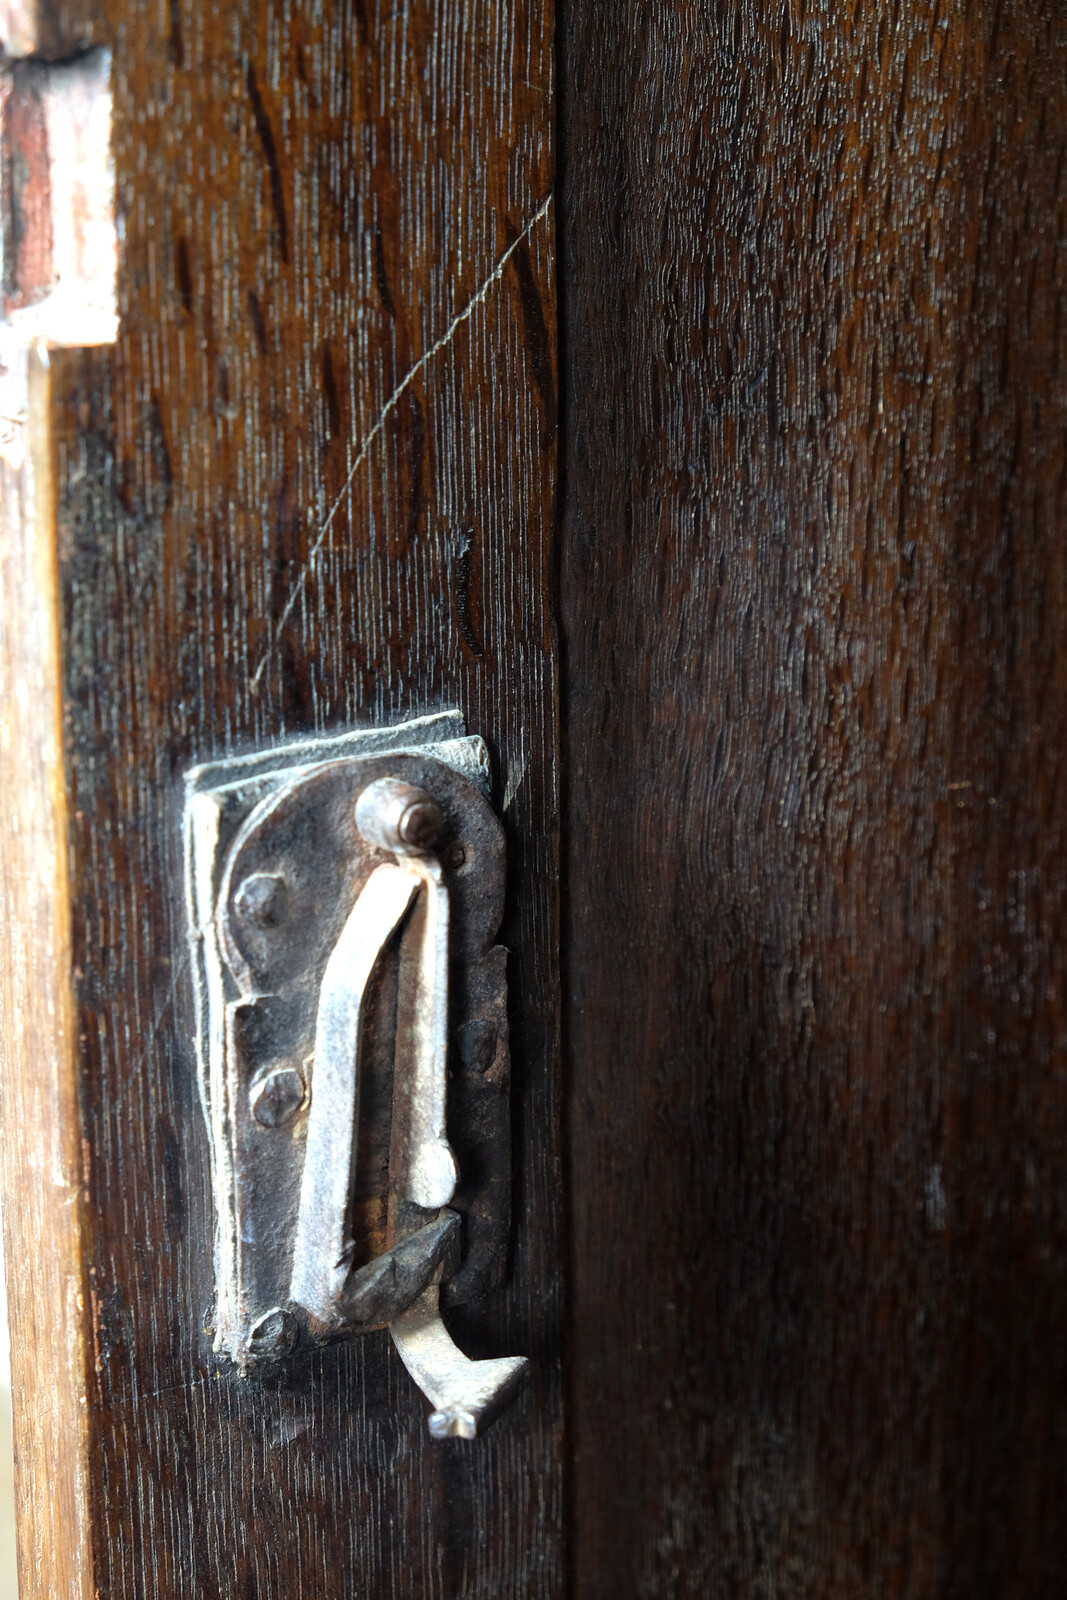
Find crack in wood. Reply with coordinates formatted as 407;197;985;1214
249;193;553;693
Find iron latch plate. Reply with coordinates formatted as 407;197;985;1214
184;713;514;1384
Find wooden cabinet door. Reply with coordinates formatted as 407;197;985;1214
2;0;1067;1595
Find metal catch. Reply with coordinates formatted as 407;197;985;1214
184;713;527;1438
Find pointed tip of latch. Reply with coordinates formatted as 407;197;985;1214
390;1292;530;1440
428;1408;479;1440
422;1355;531;1439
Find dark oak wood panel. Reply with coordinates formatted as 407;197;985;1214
1;0;559;1591
560;0;1067;1594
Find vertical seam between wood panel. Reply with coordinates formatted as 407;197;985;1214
553;0;577;1577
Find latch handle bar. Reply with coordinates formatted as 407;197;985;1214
288;777;528;1436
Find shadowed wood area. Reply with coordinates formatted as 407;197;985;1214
0;0;559;1593
560;0;1067;1594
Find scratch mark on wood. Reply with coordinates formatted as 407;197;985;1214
249;193;552;692
124;950;190;1085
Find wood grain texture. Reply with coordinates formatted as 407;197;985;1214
560;0;1067;1593
2;0;559;1592
0;353;93;1600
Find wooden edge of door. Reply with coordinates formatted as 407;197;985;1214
0;345;94;1600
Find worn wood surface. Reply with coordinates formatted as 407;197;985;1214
1;0;559;1593
0;354;93;1600
561;0;1067;1593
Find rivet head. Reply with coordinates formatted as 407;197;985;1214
250;1065;306;1127
397;797;444;852
235;872;289;927
248;1307;298;1359
355;777;444;856
444;840;469;872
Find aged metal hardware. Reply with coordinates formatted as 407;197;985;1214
184;712;528;1437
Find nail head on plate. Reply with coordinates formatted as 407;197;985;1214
397;797;445;852
355;777;444;855
234;872;289;927
248;1307;299;1358
250;1065;306;1127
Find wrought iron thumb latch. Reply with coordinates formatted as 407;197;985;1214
185;713;528;1438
